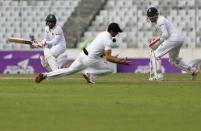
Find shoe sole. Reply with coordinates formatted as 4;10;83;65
82;74;95;84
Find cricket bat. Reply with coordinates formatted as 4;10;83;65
7;37;32;45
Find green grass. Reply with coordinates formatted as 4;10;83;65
0;73;201;131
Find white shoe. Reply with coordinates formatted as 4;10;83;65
83;73;95;84
149;73;164;81
157;73;164;81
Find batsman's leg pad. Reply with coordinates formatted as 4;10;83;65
40;55;52;71
150;51;162;73
44;48;58;71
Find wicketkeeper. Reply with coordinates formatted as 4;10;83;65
147;7;199;80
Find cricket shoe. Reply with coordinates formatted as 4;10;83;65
83;73;95;84
35;73;46;83
149;73;164;81
192;68;200;80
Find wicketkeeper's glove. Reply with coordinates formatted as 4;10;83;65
148;38;160;50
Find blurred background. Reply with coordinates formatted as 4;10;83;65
0;0;201;74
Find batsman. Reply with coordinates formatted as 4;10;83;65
33;14;68;71
147;7;199;81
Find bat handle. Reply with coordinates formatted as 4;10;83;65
24;41;32;45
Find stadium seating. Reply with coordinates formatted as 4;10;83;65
83;0;201;48
1;0;201;49
0;0;80;49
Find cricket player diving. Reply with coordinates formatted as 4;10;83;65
35;22;132;83
33;14;68;71
147;7;199;81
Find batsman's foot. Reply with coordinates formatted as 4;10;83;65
192;69;200;80
83;73;95;84
35;73;46;83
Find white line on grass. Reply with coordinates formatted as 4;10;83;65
0;77;200;83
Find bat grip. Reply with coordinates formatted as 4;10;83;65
24;41;32;45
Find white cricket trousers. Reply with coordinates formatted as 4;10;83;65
154;34;194;73
50;44;66;57
45;53;113;79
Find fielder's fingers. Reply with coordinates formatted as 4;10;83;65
120;57;128;61
114;54;119;58
127;60;133;65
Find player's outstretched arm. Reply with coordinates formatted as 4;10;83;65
104;50;132;65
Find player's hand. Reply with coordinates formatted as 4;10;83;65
148;38;160;50
114;54;119;58
32;40;43;48
120;57;133;65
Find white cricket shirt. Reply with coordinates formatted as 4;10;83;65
153;16;183;42
86;31;113;58
44;25;66;48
